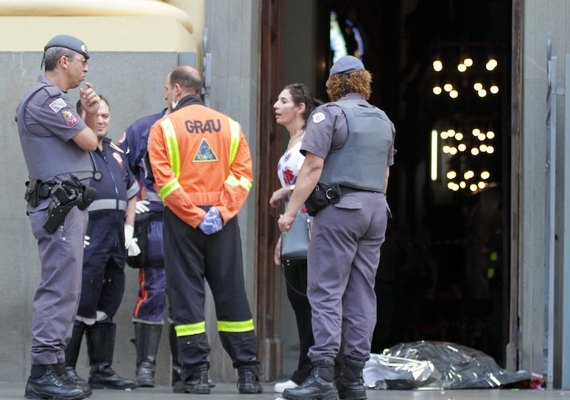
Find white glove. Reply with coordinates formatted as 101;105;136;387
128;238;141;256
124;224;134;249
135;200;150;214
84;235;90;248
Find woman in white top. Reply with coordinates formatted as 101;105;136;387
270;83;321;393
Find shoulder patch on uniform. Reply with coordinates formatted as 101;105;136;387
312;112;326;124
61;110;78;126
193;138;218;162
49;98;66;113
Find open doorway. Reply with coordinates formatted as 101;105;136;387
326;0;512;366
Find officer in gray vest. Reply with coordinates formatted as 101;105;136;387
16;34;100;400
278;55;395;400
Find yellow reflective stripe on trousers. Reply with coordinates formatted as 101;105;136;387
158;177;182;201
217;319;255;332
175;321;207;336
228;118;240;165
161;118;180;177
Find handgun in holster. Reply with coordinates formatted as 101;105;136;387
43;184;97;233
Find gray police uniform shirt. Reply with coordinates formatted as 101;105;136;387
301;93;395;169
17;75;90;183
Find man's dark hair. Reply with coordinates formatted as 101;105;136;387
76;95;109;116
169;66;202;93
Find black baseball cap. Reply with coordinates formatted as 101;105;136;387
44;34;89;59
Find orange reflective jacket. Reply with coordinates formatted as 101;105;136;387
148;104;253;228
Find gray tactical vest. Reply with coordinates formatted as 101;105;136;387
16;82;92;182
320;100;393;192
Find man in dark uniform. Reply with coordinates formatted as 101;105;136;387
278;55;395;400
16;34;100;400
63;96;139;392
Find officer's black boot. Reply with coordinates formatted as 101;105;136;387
336;358;366;400
283;359;339;400
64;322;92;397
168;323;186;392
133;322;162;387
25;363;87;400
237;364;263;394
180;364;211;394
86;323;137;390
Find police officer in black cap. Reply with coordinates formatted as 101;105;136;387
16;34;100;400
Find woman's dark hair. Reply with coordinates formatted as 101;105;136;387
284;83;322;128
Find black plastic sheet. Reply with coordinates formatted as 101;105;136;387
364;341;538;390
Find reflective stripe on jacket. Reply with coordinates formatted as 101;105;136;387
148;103;253;228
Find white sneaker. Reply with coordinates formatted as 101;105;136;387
274;379;298;393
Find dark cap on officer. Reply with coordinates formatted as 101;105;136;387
329;55;365;77
44;34;89;60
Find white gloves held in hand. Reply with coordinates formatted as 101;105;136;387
124;224;141;256
135;200;150;214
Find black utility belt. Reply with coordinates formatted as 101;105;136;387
304;183;382;216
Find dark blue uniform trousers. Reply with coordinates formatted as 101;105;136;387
307;192;388;363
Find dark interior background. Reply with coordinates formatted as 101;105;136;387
320;0;512;366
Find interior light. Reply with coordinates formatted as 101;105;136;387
478;134;486;141
472;128;481;136
486;58;498;71
447;171;457;179
449;90;459;98
444;83;453;92
459;181;466;189
448;129;456;137
464;58;473;67
478;89;487;97
449;147;458;155
455;132;463;141
430;130;438;181
458;143;466;152
473;82;483;91
481;171;490;180
478;181;486;189
433;85;443;95
490;85;499;94
487;146;495;154
440;131;448;139
480;144;488;152
470;184;478;192
471;148;480;155
464;170;475;180
486;131;495;139
457;64;467;72
443;145;450;154
433;60;443;71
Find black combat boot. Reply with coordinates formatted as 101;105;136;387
336;358;366;400
64;322;92;397
237;364;263;394
180;364;210;394
283;359;339;400
86;323;137;390
133;322;162;387
25;364;87;400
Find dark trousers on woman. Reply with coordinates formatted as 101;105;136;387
283;260;314;383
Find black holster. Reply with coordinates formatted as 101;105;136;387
305;183;341;216
42;183;97;233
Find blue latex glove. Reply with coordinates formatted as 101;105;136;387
199;207;223;235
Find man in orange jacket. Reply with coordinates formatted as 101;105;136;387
148;66;262;395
